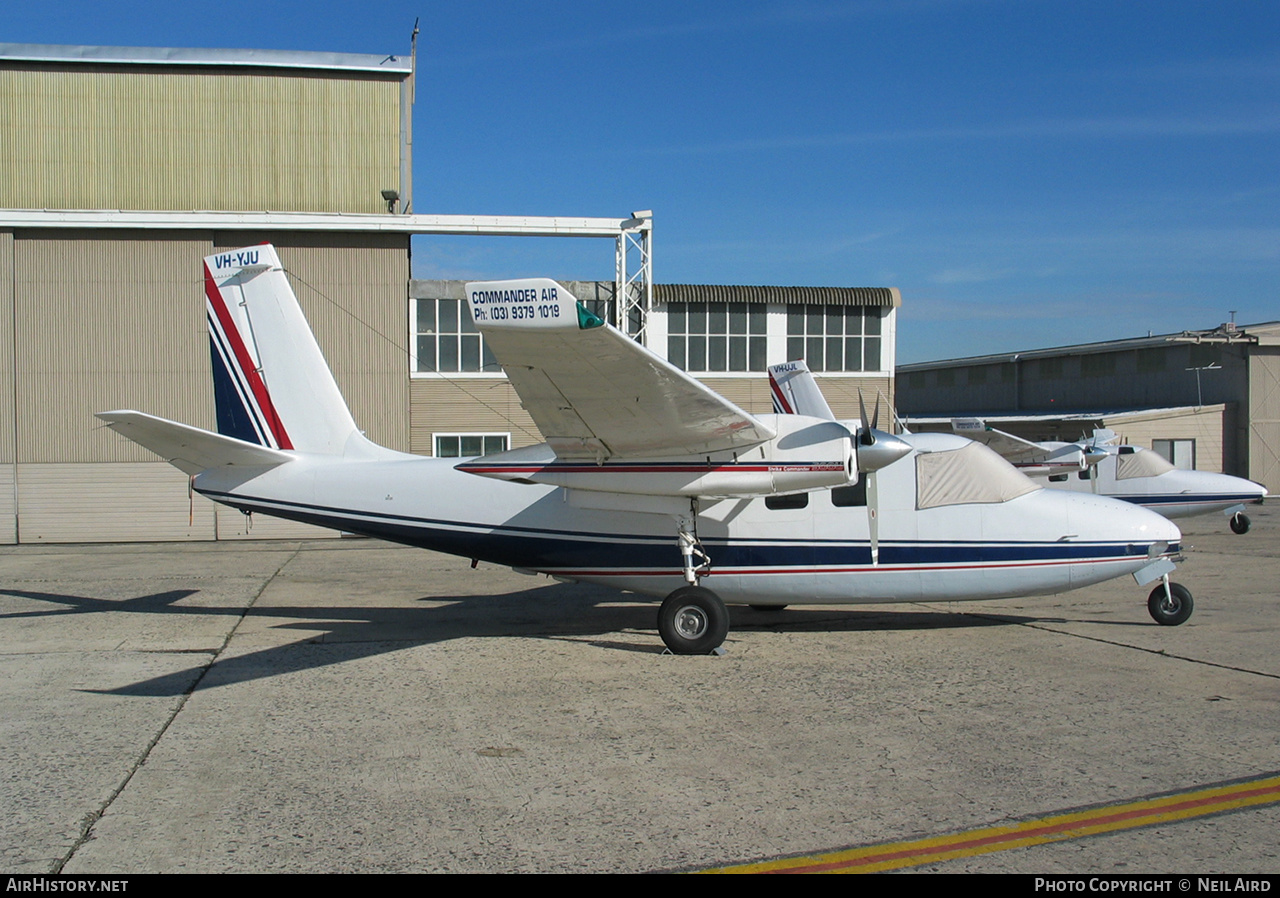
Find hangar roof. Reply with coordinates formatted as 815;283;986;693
0;42;411;75
899;321;1280;372
656;285;900;307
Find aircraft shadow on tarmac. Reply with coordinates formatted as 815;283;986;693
1;580;1052;697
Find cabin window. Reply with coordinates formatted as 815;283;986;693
414;298;499;374
915;441;1040;509
1116;447;1177;479
1048;474;1068;482
765;492;809;510
433;433;509;458
786;305;882;372
666;301;767;372
831;482;867;507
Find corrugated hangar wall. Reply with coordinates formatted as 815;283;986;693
0;65;401;214
1;230;408;543
1250;347;1280;492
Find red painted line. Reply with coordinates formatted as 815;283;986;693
773;779;1280;873
769;376;795;414
457;464;844;474
544;556;1142;578
705;773;1280;873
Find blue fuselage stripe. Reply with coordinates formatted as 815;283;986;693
201;489;1168;572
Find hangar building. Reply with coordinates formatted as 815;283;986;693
896;320;1280;491
0;42;900;544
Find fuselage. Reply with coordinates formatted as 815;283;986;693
193;433;1181;607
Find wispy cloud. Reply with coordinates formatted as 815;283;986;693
630;113;1280;158
930;267;1017;285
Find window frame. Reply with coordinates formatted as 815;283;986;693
665;300;769;373
411;296;501;377
432;432;511;459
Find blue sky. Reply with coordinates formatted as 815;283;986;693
8;1;1278;362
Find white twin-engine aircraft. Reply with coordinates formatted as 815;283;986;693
949;419;1267;535
769;360;1266;534
98;246;1190;655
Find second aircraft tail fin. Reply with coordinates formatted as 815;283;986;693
768;360;835;420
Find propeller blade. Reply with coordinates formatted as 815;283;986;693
867;470;880;566
857;391;873;445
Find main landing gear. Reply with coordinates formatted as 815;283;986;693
658;586;730;655
1148;579;1194;626
658;508;729;655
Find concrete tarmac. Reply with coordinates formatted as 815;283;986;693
2;505;1277;873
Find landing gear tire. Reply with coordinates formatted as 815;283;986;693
658;586;729;655
750;604;788;612
1230;513;1251;535
1148;582;1193;626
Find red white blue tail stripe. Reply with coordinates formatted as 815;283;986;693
204;253;294;450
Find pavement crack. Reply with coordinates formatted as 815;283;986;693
959;611;1280;681
52;543;304;874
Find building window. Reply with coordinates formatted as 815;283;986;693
433;433;510;458
786;306;881;372
415;298;498;374
666;302;767;372
1152;439;1195;470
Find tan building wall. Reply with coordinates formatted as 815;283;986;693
1249;347;1280;492
1104;405;1228;474
2;229;407;543
0;230;14;541
1;65;402;214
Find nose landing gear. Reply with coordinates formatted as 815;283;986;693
1148;579;1193;626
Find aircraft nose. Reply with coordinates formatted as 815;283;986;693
1126;500;1182;548
1069;491;1181;548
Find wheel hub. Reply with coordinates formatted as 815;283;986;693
673;605;708;640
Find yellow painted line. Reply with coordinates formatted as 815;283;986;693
701;772;1280;874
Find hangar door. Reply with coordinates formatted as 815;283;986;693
1250;346;1280;493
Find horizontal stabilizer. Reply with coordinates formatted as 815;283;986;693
96;410;293;475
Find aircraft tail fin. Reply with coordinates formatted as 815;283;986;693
768;360;835;420
204;245;364;456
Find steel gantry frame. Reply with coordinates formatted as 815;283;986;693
0;208;656;345
616;211;653;340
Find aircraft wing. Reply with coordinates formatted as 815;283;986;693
950;417;1048;463
97;410;294;475
465;280;775;459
